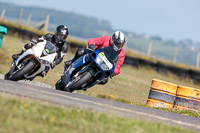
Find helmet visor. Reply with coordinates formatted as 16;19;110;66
114;40;124;50
56;32;66;41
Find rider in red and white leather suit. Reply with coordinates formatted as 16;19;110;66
88;35;125;76
65;31;126;84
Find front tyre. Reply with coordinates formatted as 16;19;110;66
55;78;65;91
8;61;35;81
65;71;92;92
4;72;11;80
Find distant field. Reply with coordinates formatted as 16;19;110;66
128;37;198;66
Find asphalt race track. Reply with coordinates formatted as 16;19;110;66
0;79;199;131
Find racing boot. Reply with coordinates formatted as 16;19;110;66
12;50;24;60
41;66;50;77
64;60;72;71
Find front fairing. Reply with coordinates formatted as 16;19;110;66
63;55;90;85
16;41;57;66
72;55;90;69
89;47;118;78
14;41;57;79
39;41;57;63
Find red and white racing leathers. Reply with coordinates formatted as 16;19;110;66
88;36;125;76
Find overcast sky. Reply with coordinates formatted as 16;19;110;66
1;0;200;42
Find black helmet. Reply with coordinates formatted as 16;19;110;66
55;25;69;42
111;31;126;51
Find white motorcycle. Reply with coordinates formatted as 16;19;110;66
5;40;57;81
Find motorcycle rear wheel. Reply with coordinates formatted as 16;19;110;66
65;71;92;92
8;61;35;81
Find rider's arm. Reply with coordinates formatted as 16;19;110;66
39;33;53;42
114;50;125;76
53;42;68;66
30;33;53;44
88;36;109;48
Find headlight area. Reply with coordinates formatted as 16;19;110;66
96;55;110;71
40;59;50;64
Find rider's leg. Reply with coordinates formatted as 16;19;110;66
64;48;86;69
12;43;33;60
64;48;93;70
73;48;86;61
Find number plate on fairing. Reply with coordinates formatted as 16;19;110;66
99;52;113;69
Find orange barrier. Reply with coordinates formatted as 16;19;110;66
146;79;177;108
174;86;200;110
147;79;200;111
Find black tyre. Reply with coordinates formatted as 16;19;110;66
9;61;35;81
55;78;65;91
65;71;92;92
4;72;11;80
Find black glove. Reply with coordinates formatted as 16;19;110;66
37;36;45;42
88;44;96;51
112;72;116;77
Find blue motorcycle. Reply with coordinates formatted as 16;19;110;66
55;47;118;92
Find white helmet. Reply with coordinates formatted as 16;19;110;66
111;31;126;51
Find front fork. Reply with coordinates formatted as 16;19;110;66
9;59;30;75
9;60;17;75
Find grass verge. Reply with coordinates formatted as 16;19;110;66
0;94;196;133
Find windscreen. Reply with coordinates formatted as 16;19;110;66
99;47;118;64
44;41;57;54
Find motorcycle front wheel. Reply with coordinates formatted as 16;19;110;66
65;71;92;92
55;77;65;91
8;61;35;81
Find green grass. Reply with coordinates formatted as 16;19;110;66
152;107;200;118
0;94;196;133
